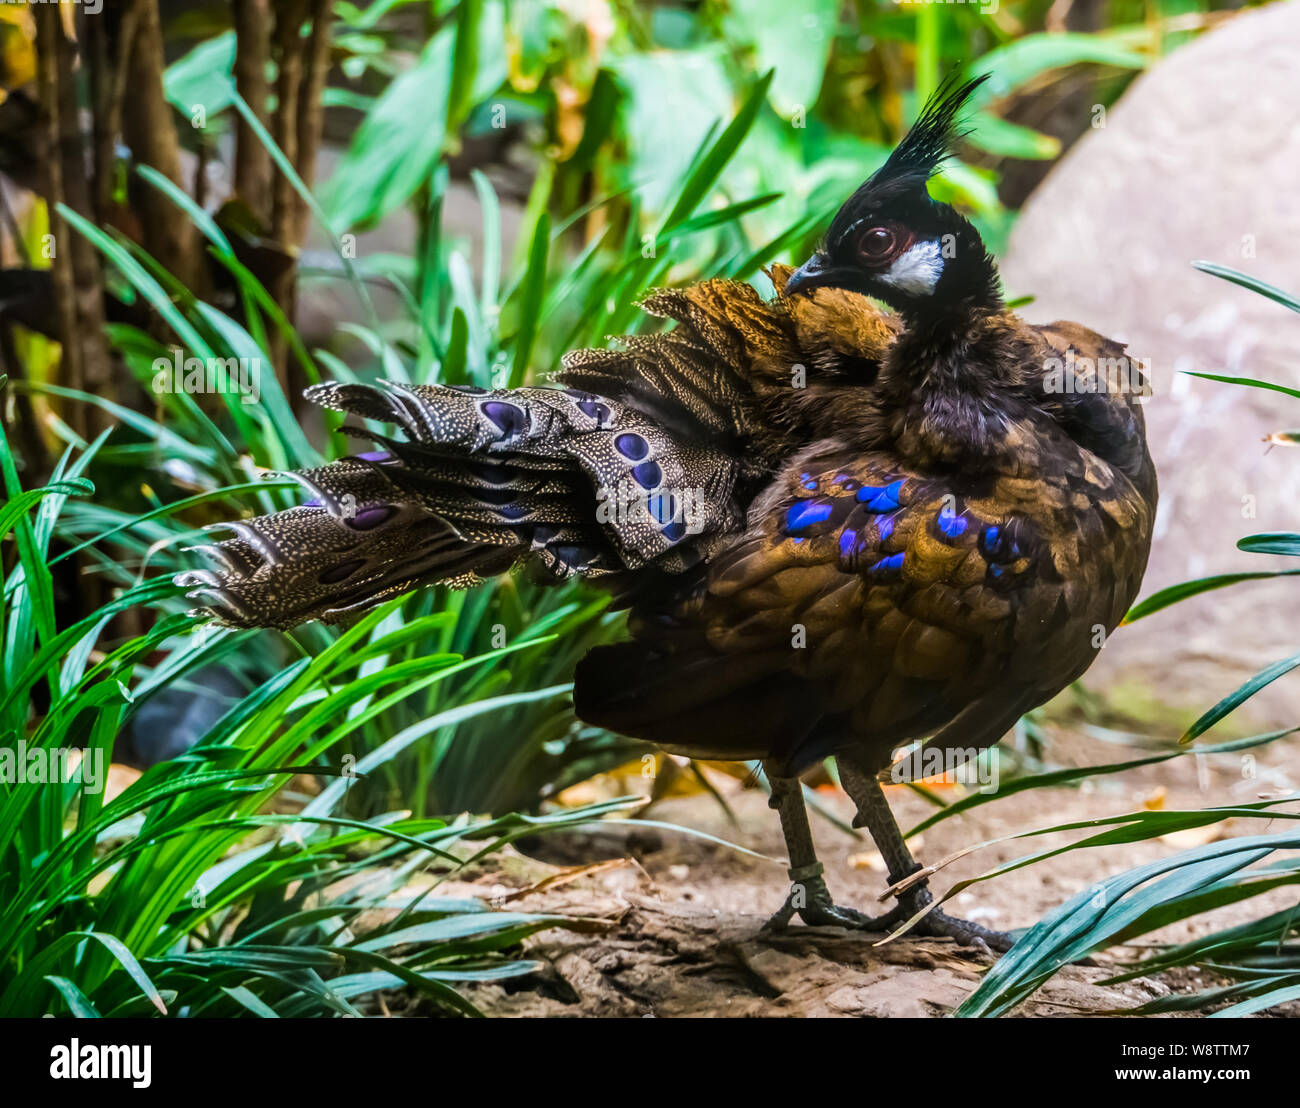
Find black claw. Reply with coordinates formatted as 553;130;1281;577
764;875;906;934
762;872;1016;954
892;887;1017;952
913;909;1018;953
880;879;1017;954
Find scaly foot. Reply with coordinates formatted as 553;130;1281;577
890;880;1018;953
762;864;906;934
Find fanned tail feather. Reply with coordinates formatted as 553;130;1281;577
179;276;897;631
180;376;745;628
177;453;521;629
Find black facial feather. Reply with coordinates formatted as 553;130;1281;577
785;70;1002;323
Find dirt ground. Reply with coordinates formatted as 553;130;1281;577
417;728;1300;1018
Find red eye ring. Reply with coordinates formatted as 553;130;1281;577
858;226;896;260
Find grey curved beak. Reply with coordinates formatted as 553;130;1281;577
785;252;833;297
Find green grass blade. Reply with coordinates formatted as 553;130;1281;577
1194;261;1300;314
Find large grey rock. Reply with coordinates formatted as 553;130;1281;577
1001;2;1300;728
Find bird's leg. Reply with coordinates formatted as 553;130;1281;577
837;755;1018;953
761;764;907;933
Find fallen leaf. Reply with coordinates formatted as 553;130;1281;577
1142;786;1167;810
1160;823;1229;849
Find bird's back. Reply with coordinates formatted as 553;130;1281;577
574;308;1157;777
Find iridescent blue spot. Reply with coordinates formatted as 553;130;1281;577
979;522;1024;564
803;479;818;491
482;400;528;439
876;514;896;542
662;520;687;543
937;506;969;539
347;506;394;531
553;545;590;568
785;499;834;533
357;451;391;463
868;552;905;575
615;433;649;460
647;492;676;524
631;460;663;489
988;563;1005;578
839;529;858;559
856;479;904;512
499;504;529;520
577;399;610;423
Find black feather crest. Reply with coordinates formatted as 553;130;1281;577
878;71;989;188
828;71;989;244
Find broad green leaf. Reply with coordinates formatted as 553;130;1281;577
965;112;1060;160
969;33;1148;103
325;31;454;230
163;31;237;116
725;0;838;117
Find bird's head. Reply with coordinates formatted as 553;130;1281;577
786;74;1002;326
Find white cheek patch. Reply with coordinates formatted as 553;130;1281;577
878;239;944;296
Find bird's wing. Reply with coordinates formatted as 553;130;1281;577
577;438;1152;774
179;379;748;629
1030;320;1156;493
178;273;898;632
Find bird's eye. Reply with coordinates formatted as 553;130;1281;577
858;227;896;260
